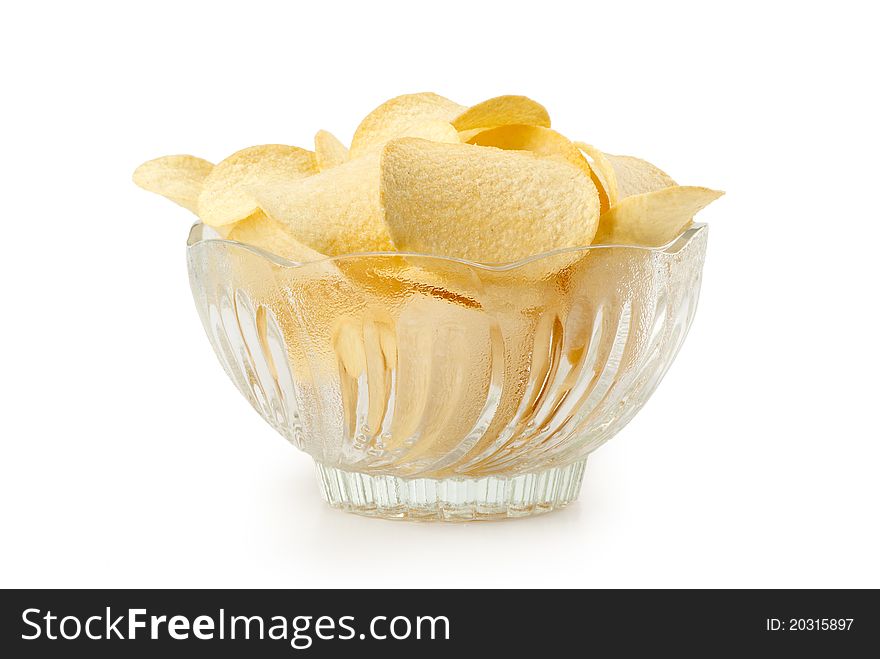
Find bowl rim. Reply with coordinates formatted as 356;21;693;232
187;222;707;272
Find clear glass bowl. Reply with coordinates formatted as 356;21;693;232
187;222;708;520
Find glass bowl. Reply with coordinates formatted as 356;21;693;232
186;222;708;520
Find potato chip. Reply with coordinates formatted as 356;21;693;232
575;142;618;204
197;145;318;227
132;155;213;213
333;312;397;436
455;128;486;143
380;138;600;264
470;125;609;213
593;186;723;246
451;95;551;132
332;316;368;378
607;153;676;199
314;130;348;170
357;117;459;155
349;92;464;158
227;211;328;263
253;152;394;255
576;143;676;205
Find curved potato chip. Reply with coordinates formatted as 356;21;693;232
593;186;723;246
132;155;213;214
227;211;328;263
470;125;609;213
197;145;318;227
380;139;600;264
359;117;459;153
253;152;394;255
451;95;551;132
314;130;348;170
456;128;486;143
608;153;676;199
349;92;464;158
576;143;676;204
575;142;618;205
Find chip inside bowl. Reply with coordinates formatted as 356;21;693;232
226;211;328;263
198;145;318;227
593;185;723;246
314;130;349;171
252;151;394;255
349;92;464;158
576;143;677;206
452;94;551;132
380;138;601;264
132;155;213;213
470;125;609;212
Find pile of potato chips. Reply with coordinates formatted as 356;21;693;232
134;93;722;264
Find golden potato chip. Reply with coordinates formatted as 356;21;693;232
252;152;394;255
349;92;464;158
357;118;459;155
451;95;551;132
607;153;676;199
575;142;618;204
456;128;486;143
380;138;600;264
314;130;348;170
197;145;318;227
470;125;609;213
227;211;328;263
576;143;676;205
132;155;213;213
332;316;368;379
332;312;397;437
593;186;723;246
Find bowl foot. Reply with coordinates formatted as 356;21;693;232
314;458;587;521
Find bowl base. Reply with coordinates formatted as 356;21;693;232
314;458;587;521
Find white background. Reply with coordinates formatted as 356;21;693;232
1;0;878;588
